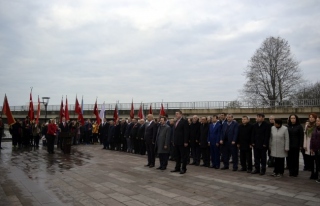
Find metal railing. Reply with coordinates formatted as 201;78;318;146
1;99;320;112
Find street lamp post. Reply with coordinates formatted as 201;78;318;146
42;97;50;123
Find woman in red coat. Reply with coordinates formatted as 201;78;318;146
47;119;57;154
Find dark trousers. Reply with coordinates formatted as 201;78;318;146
127;138;132;152
240;149;252;170
133;138;140;154
12;135;20;146
33;135;40;147
254;147;267;172
170;142;176;160
103;137;109;149
274;157;285;174
146;143;155;166
121;137;127;151
201;146;210;166
190;144;201;164
301;149;308;170
139;139;146;155
210;144;220;168
57;136;63;149
158;153;169;169
288;148;300;176
47;134;55;153
309;153;319;179
174;145;188;171
0;133;2;148
221;143;238;169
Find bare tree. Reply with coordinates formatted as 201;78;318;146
242;37;302;106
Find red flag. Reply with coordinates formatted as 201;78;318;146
138;103;144;119
65;96;70;121
75;96;84;125
130;100;134;119
2;95;15;125
93;99;101;124
28;92;34;121
36;96;40;124
160;103;166;116
113;103;119;121
75;97;81;114
59;98;64;123
149;104;153;114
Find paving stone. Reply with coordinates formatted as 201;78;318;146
131;194;162;205
108;192;133;202
173;196;203;205
123;200;149;206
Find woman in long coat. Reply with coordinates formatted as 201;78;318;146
304;113;317;178
270;118;289;177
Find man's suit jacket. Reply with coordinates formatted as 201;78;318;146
251;121;271;149
138;124;145;140
100;122;109;139
145;121;157;144
173;118;189;146
59;122;69;132
220;121;239;144
208;122;222;145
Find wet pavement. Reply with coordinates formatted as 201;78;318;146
0;142;320;206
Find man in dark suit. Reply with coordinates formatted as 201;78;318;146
251;113;271;175
120;119;128;151
130;119;140;154
138;119;146;155
125;119;133;152
58;117;69;150
144;114;157;168
219;114;239;171
199;116;210;167
171;110;190;174
100;118;109;149
189;115;201;166
237;116;253;173
208;115;222;169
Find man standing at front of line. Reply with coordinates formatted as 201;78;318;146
251;113;271;175
220;114;239;171
171;110;189;174
144;114;157;168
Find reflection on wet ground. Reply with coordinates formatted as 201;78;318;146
1;141;320;206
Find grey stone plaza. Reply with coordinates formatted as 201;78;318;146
0;142;319;206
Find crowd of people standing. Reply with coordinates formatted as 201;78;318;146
4;111;320;183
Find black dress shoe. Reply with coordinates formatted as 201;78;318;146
149;165;154;168
251;170;260;174
247;170;252;173
239;168;246;171
221;167;229;170
180;170;186;174
160;167;166;170
144;164;150;167
170;169;180;172
156;166;162;169
215;166;220;169
232;168;238;171
189;162;196;165
260;171;265;175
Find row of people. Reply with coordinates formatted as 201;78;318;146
6;111;320;183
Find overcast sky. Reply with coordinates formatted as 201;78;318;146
1;0;319;106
